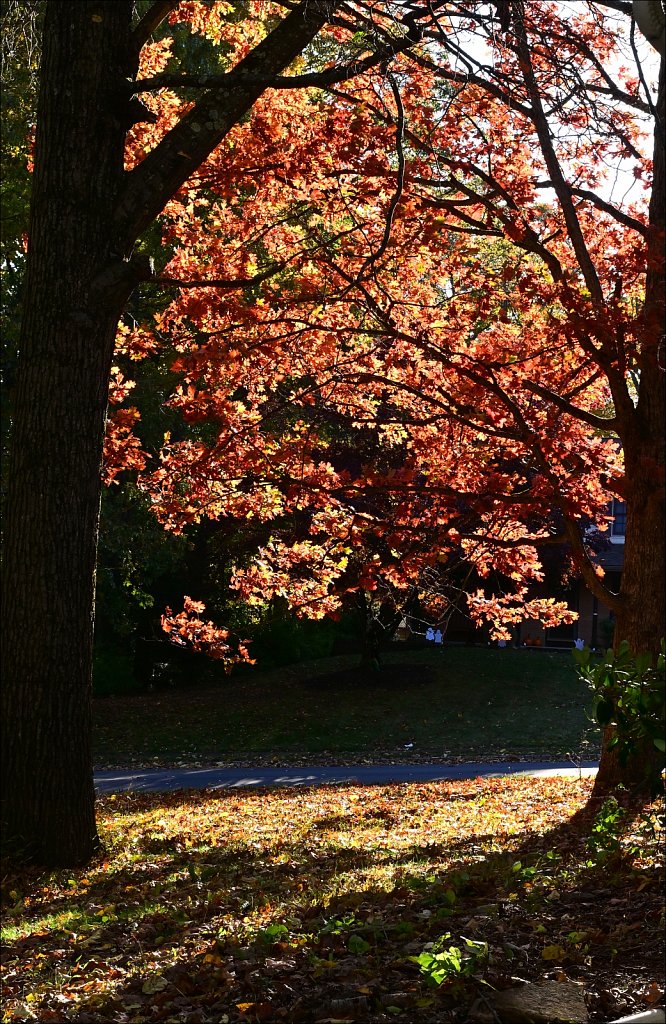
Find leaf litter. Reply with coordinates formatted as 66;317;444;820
1;776;663;1023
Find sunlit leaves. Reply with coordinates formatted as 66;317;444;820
1;777;663;1022
104;1;655;638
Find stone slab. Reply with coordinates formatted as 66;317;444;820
470;980;588;1024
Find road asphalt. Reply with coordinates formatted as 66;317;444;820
94;760;599;794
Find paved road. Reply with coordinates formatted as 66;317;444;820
94;760;598;794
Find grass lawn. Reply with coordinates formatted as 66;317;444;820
93;646;600;768
1;778;663;1023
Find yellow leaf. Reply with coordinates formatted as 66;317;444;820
542;944;566;961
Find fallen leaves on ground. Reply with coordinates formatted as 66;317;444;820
1;777;663;1023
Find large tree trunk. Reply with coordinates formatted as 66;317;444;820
592;58;665;802
0;0;339;866
0;2;135;865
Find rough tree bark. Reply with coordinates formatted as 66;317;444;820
0;0;338;866
0;1;135;866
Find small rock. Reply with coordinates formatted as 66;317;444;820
470;979;588;1023
7;1006;37;1022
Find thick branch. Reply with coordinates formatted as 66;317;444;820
116;1;339;250
148;263;286;291
590;0;632;13
512;1;605;304
586;80;650;113
521;379;618;430
562;517;622;611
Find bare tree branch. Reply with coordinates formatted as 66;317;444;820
534;181;648;236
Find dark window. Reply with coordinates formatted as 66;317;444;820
611;499;626;538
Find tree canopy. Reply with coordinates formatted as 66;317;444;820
110;2;662;649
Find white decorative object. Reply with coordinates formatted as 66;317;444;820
612;1010;666;1024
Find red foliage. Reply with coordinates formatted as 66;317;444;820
105;1;659;639
161;596;254;666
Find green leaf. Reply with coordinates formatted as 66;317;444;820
634;652;653;675
595;698;615;726
348;934;371;954
257;923;289;944
572;647;590;668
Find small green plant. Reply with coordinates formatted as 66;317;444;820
256;922;289;945
511;849;562;886
511;860;538;883
409;933;488;987
347;933;371;954
392;920;415;937
574;639;665;788
317;913;374;955
586;796;626;864
319;913;360;936
434;891;457;919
